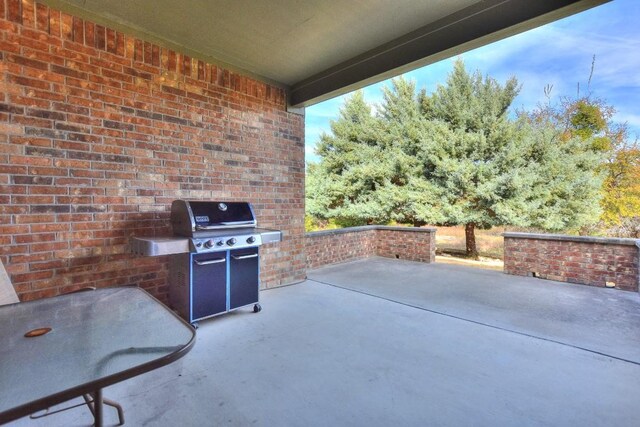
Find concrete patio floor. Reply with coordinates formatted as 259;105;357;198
12;257;640;426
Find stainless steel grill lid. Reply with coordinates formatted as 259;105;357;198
170;200;257;237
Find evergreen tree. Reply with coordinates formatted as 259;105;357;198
307;60;606;258
306;91;388;225
418;60;524;257
307;81;443;227
377;78;444;226
512;117;605;231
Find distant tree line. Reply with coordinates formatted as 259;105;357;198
306;60;640;258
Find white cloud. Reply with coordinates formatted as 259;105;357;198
616;112;640;127
305;144;320;164
614;112;640;140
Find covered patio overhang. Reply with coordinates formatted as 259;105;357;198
41;0;609;107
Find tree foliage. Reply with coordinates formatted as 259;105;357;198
602;144;640;225
307;60;608;257
529;83;640;228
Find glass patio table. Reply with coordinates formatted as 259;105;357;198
0;287;196;426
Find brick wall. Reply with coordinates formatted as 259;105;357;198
306;226;436;270
0;0;305;301
305;228;376;270
504;233;640;292
376;227;436;263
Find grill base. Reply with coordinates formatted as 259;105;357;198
168;248;260;324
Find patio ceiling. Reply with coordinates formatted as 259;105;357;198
42;0;609;107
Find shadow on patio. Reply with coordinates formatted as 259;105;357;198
13;257;640;426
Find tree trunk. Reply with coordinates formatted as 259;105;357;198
465;222;479;260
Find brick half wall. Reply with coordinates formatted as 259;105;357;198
504;233;640;292
306;226;436;270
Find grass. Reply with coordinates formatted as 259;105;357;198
434;226;505;260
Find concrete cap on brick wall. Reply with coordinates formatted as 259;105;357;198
307;225;436;237
503;232;640;247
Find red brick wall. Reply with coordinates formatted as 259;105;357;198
376;227;436;263
504;233;640;292
305;226;436;270
0;0;305;301
305;228;376;270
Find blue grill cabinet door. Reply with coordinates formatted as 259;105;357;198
230;248;259;309
191;253;227;320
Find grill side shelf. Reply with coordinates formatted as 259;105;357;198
257;229;282;244
130;229;281;257
130;237;191;256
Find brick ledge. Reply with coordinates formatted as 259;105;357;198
503;232;640;247
307;225;437;238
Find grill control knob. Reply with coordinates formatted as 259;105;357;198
204;239;215;249
226;238;237;246
216;240;225;246
246;236;256;244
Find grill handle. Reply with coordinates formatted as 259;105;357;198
194;258;226;266
195;221;255;230
231;254;258;260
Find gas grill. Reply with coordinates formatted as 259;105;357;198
131;200;281;326
171;200;263;252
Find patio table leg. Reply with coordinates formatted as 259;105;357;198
83;390;124;426
87;389;104;427
103;397;125;425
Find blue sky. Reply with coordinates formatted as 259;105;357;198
305;0;640;163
